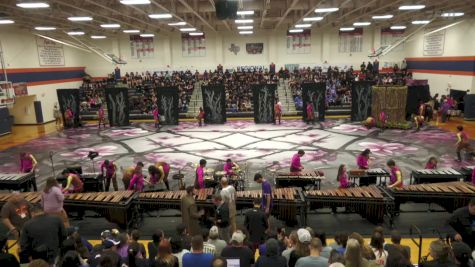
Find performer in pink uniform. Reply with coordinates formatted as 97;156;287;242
100;160;118;191
455;125;475;162
306;103;314;124
290;150;305;172
471;168;475;185
19;152;37;173
61;170;84;193
65;107;74;128
223;159;239;176
128;171;145;192
337;164;350;188
153;106;160;129
356;149;370;169
379;111;387;130
274;100;282;125
195;159;206;189
387;159;403;188
148;162;171;190
425;157;438;169
197;107;205;127
98;105;106;129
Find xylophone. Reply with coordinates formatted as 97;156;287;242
410;168;465;184
349;168;390;186
305;186;395;224
0;172;37;192
389;181;475;213
56;172;104;192
459;166;474;182
275;170;325;190
137;188;215;210
0;192;42;206
236;188;306;226
63;191;137;228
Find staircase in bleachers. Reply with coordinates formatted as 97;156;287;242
279;79;297;116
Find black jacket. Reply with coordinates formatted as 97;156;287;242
216;203;230;228
244;208;268;243
448;207;475;248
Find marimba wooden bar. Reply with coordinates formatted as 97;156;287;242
0;172;37;192
275;170;325;190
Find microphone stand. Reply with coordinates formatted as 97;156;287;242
49;151;56;177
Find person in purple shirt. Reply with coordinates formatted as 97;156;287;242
19;152;37;173
254;173;273;217
100;160;118;191
290;150;305;172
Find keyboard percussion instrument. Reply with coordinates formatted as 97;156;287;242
275;170;325;190
410;168;464;184
0;172;37;192
56;172;104;192
349;168;390;186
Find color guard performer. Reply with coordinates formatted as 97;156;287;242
290;150;305;172
306;103;314;125
455;125;475;162
19;152;37;173
153;106;160;129
425;157;438;169
274;100;282;125
61;169;84;193
100;160;118;191
195;159;206;189
197;107;205;127
148;161;171;190
65;106;74;128
336;164;350;188
356;149;370;169
97;104;106;129
387;159;403;188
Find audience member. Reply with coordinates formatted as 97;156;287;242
314;231;332;259
282;230;298;265
148;228;164;261
369;232;387;266
207;226;226;256
288;228;311;267
130;229;147;259
419;239;457;267
348;232;375;260
255;238;286;267
213;194;230;243
211;256;227;267
1;193;31;238
182;235;213;267
221;232;254;267
151;239;179;267
244;198;268;251
28;259;49;267
295;237;328;267
344;238;371;267
385;230;411;261
0;233;19;267
175;224;191;250
170;237;189;267
328;250;345;267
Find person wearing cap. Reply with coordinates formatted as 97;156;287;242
221;231;254;267
290;150;305;173
88;238;122;267
244;198;268;252
220;177;236;234
213;194;230;243
295;237;328;267
182;235;213;267
255;238;286;267
208;226;226;256
288;229;312;267
451;241;473;267
448;197;475;249
181;186;205;236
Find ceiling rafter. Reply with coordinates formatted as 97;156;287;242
208;0;232;31
260;0;271;29
275;0;301;29
176;0;216;32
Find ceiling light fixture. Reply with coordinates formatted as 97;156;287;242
68;17;93;22
140;33;154;37
314;7;339;13
101;24;121;28
353;22;371;26
16;2;49;8
339;27;355;31
295;24;312;28
123;29;140;33
91;35;106;39
288;29;304;33
237;10;254;15
168;22;187;26
35;26;56;30
235;19;253;24
148;14;172;19
0;20;14;24
120;0;151;4
441;12;464;17
239;31;253;35
303;17;323;21
399;5;425;10
390;25;406;30
237;26;253;30
372;15;393;19
67;31;85;36
412;20;430;24
180;28;196;32
189;32;204;36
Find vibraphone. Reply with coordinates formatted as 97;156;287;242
137;188;215;210
389;181;475;213
459;166;474;182
63;191;137;228
235;188;306;226
349;168;390;186
0;172;37;192
0;192;42;206
304;186;395;224
275;170;325;190
56;172;104;192
410;168;465;184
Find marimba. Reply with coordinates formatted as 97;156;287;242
0;172;37;192
56;172;104;192
459;166;474;182
389;181;475;213
349;168;390;186
275;170;325;190
236;188;306;226
410;168;465;184
304;186;395;224
63;191;137;228
137;188;215;210
0;192;42;205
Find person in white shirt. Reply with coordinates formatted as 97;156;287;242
220;177;236;233
370;232;388;266
171;237;190;267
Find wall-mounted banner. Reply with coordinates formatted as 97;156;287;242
351;81;373;121
57;89;80;128
12;83;28;96
286;29;311;54
182;33;206;57
36;38;65;66
381;28;405;52
423;29;445;56
202;85;226;124
301;82;326;121
246;43;263;54
130;35;154;59
105;87;130;127
252;84;276;123
339;28;363;53
156;86;179;125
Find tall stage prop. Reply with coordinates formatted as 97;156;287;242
56;89;80;128
372;86;408;123
465;94;475;121
202;85;226;124
301;82;325;121
105;87;130;127
156;86;179;125
252;84;276;123
351;81;373;121
406;84;431;118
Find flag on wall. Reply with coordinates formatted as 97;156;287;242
381;28;405;52
246;43;263;54
339;28;363;53
286;30;311;54
182;34;206;57
130;35;154;59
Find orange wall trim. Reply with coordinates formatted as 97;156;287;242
408;69;475;76
405;56;475;62
27;78;83;86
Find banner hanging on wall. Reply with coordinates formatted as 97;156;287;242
252;84;276;123
36;38;65;66
12;83;28;96
105;87;130;127
286;30;311;54
380;28;405;52
57;89;80;128
246;43;263;54
182;34;206;57
339;28;363;53
301;82;326;122
156;86;179;125
423;29;445;56
130;35;154;59
202;85;226;124
351;81;373;121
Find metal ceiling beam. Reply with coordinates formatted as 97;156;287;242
275;0;300;29
176;0;216;32
260;0;271;28
208;0;232;31
319;0;377;28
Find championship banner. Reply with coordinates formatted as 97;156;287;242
351;81;373;121
286;29;311;54
381;27;405;52
57;89;80;128
406;85;431;117
130;35;154;59
339;28;363;53
182;33;206;57
156;86;179;125
201;85;226;124
301;82;326;121
105;87;130;127
252;84;276;123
